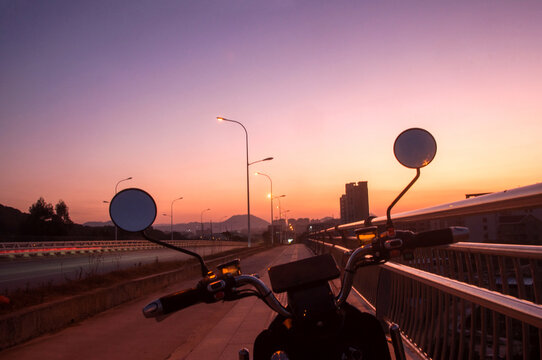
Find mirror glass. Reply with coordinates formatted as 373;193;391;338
393;128;437;169
109;188;157;232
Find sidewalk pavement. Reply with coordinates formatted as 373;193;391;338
171;244;424;360
171;245;300;360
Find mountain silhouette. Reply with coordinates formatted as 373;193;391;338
152;214;269;233
0;203;269;236
0;204;29;234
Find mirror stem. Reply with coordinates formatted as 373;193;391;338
386;168;420;229
141;231;211;277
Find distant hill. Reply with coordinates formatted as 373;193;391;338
224;214;270;231
153;214;269;233
0;207;269;233
0;204;28;234
83;214;269;233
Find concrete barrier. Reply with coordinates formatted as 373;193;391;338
0;245;268;350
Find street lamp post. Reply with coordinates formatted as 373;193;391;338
274;195;286;220
170;197;183;241
255;172;274;246
210;219;213;239
282;210;292;243
217;116;273;247
280;209;290;244
114;177;132;241
200;208;210;239
273;195;286;244
220;215;228;234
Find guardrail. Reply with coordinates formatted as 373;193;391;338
308;183;542;360
0;240;245;257
307;239;542;360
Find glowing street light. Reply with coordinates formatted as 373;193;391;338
217;116;273;247
255;171;274;245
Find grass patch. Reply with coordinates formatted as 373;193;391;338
0;246;259;316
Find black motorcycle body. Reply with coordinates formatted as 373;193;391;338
253;254;390;360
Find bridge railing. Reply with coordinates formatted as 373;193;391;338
308;183;542;360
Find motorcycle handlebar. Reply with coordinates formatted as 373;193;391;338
143;287;202;318
234;275;292;318
336;226;468;307
142;276;292;319
142;226;468;319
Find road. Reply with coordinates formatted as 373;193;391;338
0;245;243;292
0;245;305;359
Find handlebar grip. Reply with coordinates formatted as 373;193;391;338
143;287;202;318
161;287;203;313
404;226;469;249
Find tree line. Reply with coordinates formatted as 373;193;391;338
21;197;73;236
1;198;252;242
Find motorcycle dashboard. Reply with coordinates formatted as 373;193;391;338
268;254;340;293
216;258;241;276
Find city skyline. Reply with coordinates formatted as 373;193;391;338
2;1;542;224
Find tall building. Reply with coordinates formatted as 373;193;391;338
340;181;369;224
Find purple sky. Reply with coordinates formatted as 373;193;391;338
1;1;542;224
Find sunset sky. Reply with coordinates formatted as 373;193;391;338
1;1;541;225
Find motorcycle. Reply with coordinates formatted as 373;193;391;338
108;128;469;360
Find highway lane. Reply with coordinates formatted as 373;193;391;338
0;245;243;292
0;245;306;360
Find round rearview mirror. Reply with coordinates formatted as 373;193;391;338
393;128;437;169
109;188;157;232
